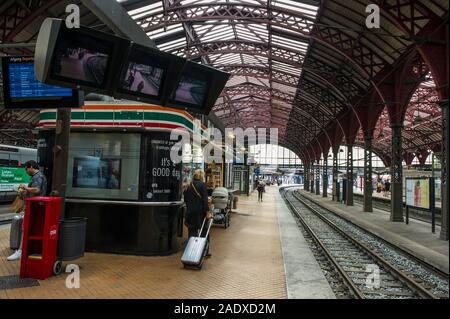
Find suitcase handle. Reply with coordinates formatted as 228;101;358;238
198;218;212;238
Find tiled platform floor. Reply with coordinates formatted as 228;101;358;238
0;188;288;299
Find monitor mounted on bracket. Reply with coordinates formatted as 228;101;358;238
166;61;230;115
34;18;130;96
114;43;185;105
34;18;230;115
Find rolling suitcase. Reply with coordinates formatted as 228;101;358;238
10;213;24;250
181;218;212;269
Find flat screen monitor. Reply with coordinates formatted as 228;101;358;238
38;22;131;95
50;30;114;88
172;74;208;107
72;157;121;189
117;45;167;99
166;61;229;114
114;43;185;105
1;56;82;109
168;62;210;109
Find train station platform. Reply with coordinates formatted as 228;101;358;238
298;189;449;274
0;186;334;299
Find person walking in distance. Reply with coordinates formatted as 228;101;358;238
183;169;213;257
7;160;47;261
257;179;266;202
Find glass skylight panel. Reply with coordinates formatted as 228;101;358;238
242;0;264;5
247;77;268;87
180;0;200;5
148;25;184;39
228;76;248;87
243;54;267;65
235;25;266;42
193;24;215;37
146;22;177;36
273;82;296;94
272;61;301;76
203;32;235;42
247;25;268;39
200;25;231;38
213;54;243;65
273;0;319;17
272;35;308;52
201;26;234;41
128;1;163;18
157;37;186;51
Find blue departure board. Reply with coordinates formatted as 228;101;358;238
1;56;82;109
8;62;72;101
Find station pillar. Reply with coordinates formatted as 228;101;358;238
332;149;338;202
310;163;315;194
390;124;404;222
51;109;71;218
322;156;328;198
440;100;449;240
315;159;320;195
303;163;309;191
363;135;373;212
346;144;354;206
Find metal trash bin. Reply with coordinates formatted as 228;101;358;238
232;196;239;209
58;217;87;261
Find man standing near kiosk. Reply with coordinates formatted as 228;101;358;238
7;160;47;261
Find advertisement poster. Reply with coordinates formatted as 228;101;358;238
145;132;182;202
0;166;30;191
405;178;430;209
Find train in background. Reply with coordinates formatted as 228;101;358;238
0;144;37;202
0;144;37;166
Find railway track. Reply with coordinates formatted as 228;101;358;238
281;187;449;299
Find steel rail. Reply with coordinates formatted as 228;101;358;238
289;191;439;299
283;192;364;299
297;191;449;279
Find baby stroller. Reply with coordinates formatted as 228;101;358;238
211;187;231;228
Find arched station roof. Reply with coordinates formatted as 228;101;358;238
0;0;448;158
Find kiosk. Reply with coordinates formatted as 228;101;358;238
37;103;212;256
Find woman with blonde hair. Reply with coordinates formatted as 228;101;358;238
183;169;212;257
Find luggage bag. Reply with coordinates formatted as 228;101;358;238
181;218;212;269
10;213;24;250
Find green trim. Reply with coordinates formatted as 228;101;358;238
40;111;56;121
39;110;204;133
144;112;193;130
84;111;114;120
115;111;144;121
71;111;84;120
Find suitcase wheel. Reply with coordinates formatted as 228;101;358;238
53;260;62;275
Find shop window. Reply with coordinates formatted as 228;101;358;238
66;132;141;200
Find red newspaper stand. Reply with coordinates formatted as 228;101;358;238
20;197;61;280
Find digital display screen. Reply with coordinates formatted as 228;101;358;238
51;30;113;87
1;56;81;109
171;75;208;107
7;59;73;101
72;157;121;189
118;45;167;98
120;62;164;96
